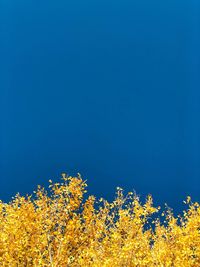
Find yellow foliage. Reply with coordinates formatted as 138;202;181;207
0;173;200;266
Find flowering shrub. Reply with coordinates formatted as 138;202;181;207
0;173;200;266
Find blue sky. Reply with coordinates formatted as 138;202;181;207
0;0;200;211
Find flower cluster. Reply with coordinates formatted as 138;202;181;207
0;174;199;266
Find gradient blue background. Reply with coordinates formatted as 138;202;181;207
1;0;200;212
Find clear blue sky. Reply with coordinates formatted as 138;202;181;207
1;0;200;212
